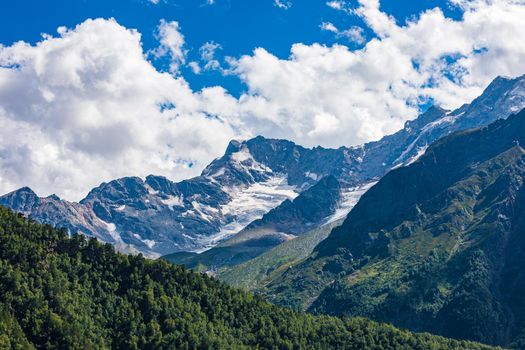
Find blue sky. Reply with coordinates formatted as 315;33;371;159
1;0;463;95
2;0;525;200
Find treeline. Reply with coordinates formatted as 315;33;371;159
0;206;496;349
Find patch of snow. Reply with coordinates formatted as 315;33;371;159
191;201;216;223
394;113;461;165
115;205;126;211
145;184;159;195
132;233;156;249
390;162;404;170
143;239;156;249
510;104;522;113
447;110;465;118
210;166;226;178
195;174;298;251
405;146;428;165
325;181;377;224
98;218;122;243
230;145;273;175
161;195;184;210
231;147;252;162
182;233;193;240
305;171;318;181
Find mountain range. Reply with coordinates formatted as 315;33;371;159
2;75;525;260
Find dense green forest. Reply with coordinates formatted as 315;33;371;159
0;206;497;349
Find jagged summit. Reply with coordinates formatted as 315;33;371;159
403;106;449;129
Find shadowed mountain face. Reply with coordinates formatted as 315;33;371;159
243;175;342;234
260;108;525;347
2;75;525;257
163;175;344;270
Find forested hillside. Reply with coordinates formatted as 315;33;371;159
0;206;496;349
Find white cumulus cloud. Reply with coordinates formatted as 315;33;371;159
1;0;525;201
320;22;365;44
274;0;292;10
230;0;525;148
326;0;354;14
152;20;187;73
0;18;243;200
200;41;223;71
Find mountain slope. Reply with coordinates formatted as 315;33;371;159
163;175;347;271
0;206;496;350
2;74;525;257
218;219;344;290
261;108;525;347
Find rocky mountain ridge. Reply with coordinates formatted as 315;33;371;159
2;74;525;257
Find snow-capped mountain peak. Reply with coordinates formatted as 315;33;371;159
2;74;525;257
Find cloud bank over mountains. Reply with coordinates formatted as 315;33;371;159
1;0;525;200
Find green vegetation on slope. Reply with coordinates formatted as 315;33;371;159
0;306;34;350
259;110;525;347
162;232;287;274
219;220;343;290
0;206;497;349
